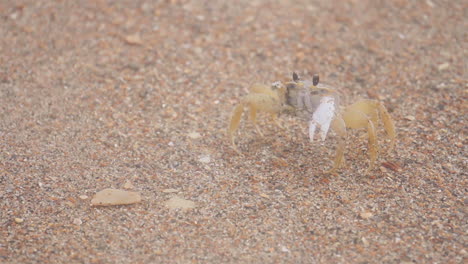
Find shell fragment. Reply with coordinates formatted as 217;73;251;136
91;188;142;206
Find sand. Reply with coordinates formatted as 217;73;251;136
1;0;466;263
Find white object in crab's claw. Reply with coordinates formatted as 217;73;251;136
308;96;335;142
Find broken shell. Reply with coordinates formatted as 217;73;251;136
164;196;195;209
91;188;142;206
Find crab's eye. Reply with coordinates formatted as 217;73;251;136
313;74;319;86
293;72;300;82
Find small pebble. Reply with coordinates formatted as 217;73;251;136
124;33;143;45
360;211;373;219
187;132;201;139
73;218;82;225
199;155;211;163
404;115;415;121
437;62;449;71
165;196;195;209
123;180;134;189
162;188;178;193
361;237;369;247
79;195;89;200
362;237;369;246
10;12;19;20
14;218;24;224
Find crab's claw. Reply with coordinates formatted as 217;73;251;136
308;96;336;142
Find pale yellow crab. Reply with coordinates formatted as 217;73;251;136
228;73;396;173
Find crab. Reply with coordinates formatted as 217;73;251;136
227;73;396;173
227;81;289;153
284;73;396;173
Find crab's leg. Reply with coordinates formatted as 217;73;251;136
326;114;347;174
377;103;396;152
341;106;378;171
228;103;244;151
248;104;264;137
366;119;378;171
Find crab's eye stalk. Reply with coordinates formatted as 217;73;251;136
313;74;319;86
293;72;300;82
